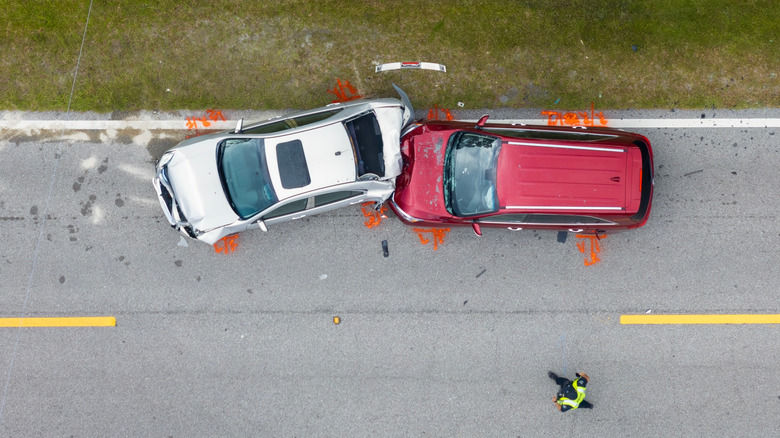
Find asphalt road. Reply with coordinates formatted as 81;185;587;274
1;110;779;436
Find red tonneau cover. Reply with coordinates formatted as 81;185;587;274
496;141;632;213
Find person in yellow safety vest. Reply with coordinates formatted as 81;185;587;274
549;371;593;412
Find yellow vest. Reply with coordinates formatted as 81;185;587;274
558;378;587;409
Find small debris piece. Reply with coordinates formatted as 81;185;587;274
382;240;389;257
476;268;487;278
557;231;568;243
333;316;341;325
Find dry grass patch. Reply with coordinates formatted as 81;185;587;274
1;0;777;111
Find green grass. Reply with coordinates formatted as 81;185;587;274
1;0;778;111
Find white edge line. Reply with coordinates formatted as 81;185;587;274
0;118;779;131
463;118;780;128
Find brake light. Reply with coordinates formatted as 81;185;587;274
639;168;643;193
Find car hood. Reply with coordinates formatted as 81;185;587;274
497;141;631;211
393;127;453;220
373;106;404;179
165;140;238;232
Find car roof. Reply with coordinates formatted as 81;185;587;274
495;138;631;212
264;122;357;200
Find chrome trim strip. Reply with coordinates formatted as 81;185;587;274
506;141;624;153
506;206;624;211
390;193;423;222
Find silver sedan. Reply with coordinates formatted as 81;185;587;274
153;86;414;245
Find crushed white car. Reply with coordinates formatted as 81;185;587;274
153;85;414;245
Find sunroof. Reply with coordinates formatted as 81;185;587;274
276;140;311;189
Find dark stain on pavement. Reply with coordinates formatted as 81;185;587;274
72;176;85;192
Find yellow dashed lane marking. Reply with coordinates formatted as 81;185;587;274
621;314;780;325
0;317;116;327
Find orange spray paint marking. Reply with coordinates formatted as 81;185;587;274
186;116;211;129
327;78;364;103
207;109;226;122
361;202;388;229
542;102;608;127
187;110;228;130
185;110;228;138
426;104;454;121
575;233;606;266
412;227;450;250
213;234;239;254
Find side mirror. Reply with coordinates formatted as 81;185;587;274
234;118;243;134
471;222;482;237
476;114;489;129
256;219;267;232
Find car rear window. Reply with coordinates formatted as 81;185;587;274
344;112;385;177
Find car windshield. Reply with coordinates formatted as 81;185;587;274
443;131;502;217
217;138;278;219
344;112;385;177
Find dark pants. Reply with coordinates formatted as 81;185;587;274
549;373;570;387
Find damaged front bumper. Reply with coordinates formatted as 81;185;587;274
153;166;199;239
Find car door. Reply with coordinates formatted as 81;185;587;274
258;197;310;227
255;189;370;229
475;213;529;231
474;213;617;234
306;189;368;216
520;214;616;232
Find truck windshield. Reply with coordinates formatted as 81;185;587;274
443;131;502;217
